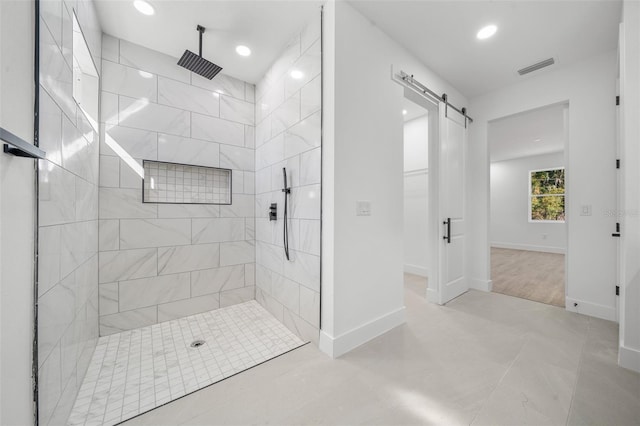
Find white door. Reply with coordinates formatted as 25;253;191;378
438;104;467;304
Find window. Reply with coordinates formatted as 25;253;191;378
529;168;565;222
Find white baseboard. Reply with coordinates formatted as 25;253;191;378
404;264;429;277
470;278;492;292
619;344;640;373
491;242;566;254
565;297;617;321
319;307;406;358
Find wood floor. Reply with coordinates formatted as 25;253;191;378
491;247;565;307
404;272;428;297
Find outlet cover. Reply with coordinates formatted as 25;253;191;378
356;200;371;216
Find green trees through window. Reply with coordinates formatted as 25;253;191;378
530;168;565;221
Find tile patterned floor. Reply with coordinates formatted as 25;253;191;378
68;301;305;426
121;276;640;426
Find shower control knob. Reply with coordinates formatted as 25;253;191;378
269;203;277;221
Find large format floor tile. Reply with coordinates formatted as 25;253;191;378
121;274;640;426
68;301;304;426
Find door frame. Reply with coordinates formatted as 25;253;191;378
486;101;570;307
401;85;471;305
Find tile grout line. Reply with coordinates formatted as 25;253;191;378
468;331;532;426
564;318;591;425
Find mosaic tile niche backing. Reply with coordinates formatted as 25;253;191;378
143;160;232;204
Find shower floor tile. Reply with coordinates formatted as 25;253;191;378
67;300;306;426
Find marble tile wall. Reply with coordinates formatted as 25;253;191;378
254;16;322;344
37;0;103;424
98;36;256;335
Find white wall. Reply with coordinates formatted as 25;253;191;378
321;0;467;357
619;0;640;372
403;115;429;276
490;152;566;253
255;16;322;344
97;36;257;335
468;51;618;321
0;2;35;424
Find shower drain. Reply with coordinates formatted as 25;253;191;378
190;339;206;348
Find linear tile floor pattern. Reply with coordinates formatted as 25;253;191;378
68;301;305;426
123;275;640;425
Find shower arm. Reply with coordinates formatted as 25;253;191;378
197;25;204;57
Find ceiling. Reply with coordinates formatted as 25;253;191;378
94;0;323;84
349;0;622;98
489;103;566;162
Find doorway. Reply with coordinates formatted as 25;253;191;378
402;97;430;298
488;103;569;307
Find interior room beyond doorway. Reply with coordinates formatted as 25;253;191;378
403;97;430;298
489;103;568;307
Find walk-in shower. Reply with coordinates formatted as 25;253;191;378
35;1;323;424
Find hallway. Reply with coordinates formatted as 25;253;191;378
123;278;640;425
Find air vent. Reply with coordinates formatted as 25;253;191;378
517;58;555;76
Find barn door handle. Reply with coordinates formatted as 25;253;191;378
443;218;451;244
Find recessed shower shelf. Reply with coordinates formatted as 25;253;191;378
142;160;232;205
1;127;46;159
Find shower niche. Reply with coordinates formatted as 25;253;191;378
142;160;232;204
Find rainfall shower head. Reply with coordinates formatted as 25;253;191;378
177;25;222;80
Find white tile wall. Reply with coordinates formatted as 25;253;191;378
37;1;102;424
254;16;321;344
191;113;245;146
118;96;191;137
158;76;221;117
191;265;245;297
99;36;256;335
157;134;220;168
102;60;158;101
157;243;221;275
69;301;305;426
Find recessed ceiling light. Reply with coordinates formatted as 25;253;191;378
235;45;251;57
534;138;542;142
133;0;154;16
477;24;497;40
290;69;304;80
402;109;407;115
138;70;153;79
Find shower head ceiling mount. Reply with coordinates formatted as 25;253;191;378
177;25;223;80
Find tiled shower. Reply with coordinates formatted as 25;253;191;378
36;0;321;423
97;33;258;335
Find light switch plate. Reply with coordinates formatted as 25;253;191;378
580;205;592;216
356;200;371;216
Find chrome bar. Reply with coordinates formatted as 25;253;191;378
1;127;46;159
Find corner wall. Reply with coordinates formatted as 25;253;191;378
98;36;256;335
254;16;322;344
468;51;618;321
0;1;36;424
36;0;103;424
321;0;468;357
619;0;640;372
